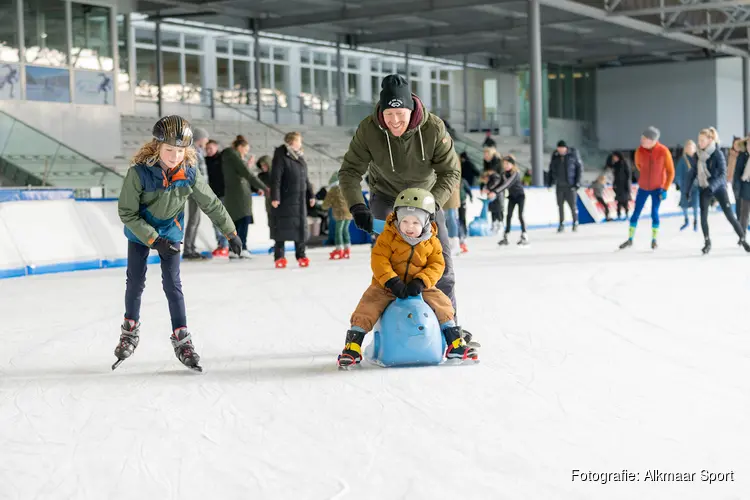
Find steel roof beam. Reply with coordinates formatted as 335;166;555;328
609;0;750;18
539;0;749;57
258;0;521;30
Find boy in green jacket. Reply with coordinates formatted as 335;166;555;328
114;115;242;372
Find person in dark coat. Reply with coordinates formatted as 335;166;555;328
547;140;583;232
460;151;480;187
205;139;229;256
686;127;749;254
483;146;504;231
733;137;750;238
269;131;315;268
610;150;632;220
256;155;273;220
674;140;699;232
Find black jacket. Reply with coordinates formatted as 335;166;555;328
611;154;632;202
460;154;481;186
491;170;525;199
687;147;727;194
269;145;314;242
733;152;750;200
548;148;583;188
205;153;224;198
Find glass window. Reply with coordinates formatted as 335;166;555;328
314;68;328;98
430;82;438;111
74;69;114;105
162;51;180;85
273;64;287;93
160;30;180;48
260;62;271;89
135;28;154;45
24;0;68;66
371;75;380;100
410;69;419;79
560;66;573;119
347;56;358;70
0;0;20;63
439;70;448;81
573;71;585;120
347;73;357;98
135;48;155;86
184;35;201;51
233;59;249;89
259;44;270;60
430;70;437;80
547;67;561;119
216;57;229;89
439;83;449;113
71;3;113;71
382;62;393;74
25;65;70;102
396;63;405;75
300;48;310;64
411;80;418;94
184;54;201;87
370;60;379;73
116;14;129;90
272;47;286;61
216;38;228;54
313;51;327;66
233;41;249;57
301;67;312;93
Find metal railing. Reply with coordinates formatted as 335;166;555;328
0;110;124;197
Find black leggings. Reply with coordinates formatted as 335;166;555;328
505;195;526;234
616;200;629;218
699;187;744;239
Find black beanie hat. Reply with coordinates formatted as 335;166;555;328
380;74;414;111
557;140;567;148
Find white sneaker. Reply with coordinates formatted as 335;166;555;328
239;249;252;259
449;237;461;256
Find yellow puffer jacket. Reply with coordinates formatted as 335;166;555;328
371;212;445;289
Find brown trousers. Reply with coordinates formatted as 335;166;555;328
350;284;454;332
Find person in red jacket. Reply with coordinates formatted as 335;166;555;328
619;126;675;250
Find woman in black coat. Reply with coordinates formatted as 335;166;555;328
269;131;314;268
610;151;632;220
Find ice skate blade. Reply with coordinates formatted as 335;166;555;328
466;340;482;348
186;364;203;373
443;357;480;366
111;359;125;371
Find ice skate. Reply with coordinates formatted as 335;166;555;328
679;220;689;231
459;242;468;253
112;319;140;370
702;238;712;255
651;239;658;250
572;222;579;232
557;223;564;233
498;234;509;246
517;233;529;246
342;247;351;259
443;326;478;363
297;257;310;267
619;239;633;250
740;239;750;252
170;328;202;372
329;248;343;260
274;257;287;268
338;329;365;369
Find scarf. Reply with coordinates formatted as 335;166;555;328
284;143;303;160
697;142;716;189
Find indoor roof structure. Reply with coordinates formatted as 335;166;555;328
134;0;750;69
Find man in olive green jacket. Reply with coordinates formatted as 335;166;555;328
339;74;465;327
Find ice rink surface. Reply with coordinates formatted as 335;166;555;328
1;215;749;500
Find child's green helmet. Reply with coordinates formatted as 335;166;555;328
393;188;436;215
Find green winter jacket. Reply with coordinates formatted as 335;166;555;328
118;161;236;246
221;147;268;221
338;95;460;208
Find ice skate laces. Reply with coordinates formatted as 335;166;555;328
171;330;195;358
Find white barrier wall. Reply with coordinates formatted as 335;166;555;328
0;186;688;279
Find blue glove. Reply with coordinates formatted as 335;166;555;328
660;189;667;201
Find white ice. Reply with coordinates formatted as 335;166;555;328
1;214;749;500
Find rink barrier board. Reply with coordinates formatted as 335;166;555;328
0;185;690;280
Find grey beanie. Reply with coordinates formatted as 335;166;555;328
193;127;209;141
642;126;660;141
396;206;429;228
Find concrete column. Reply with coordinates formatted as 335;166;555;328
287;45;301;114
463;55;469;133
528;0;544;187
336;38;344;126
744;57;750;134
253;20;261;121
156;20;164;117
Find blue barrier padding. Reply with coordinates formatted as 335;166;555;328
76;197;120;202
0;188;75;203
26;259;102;275
0;267;26;279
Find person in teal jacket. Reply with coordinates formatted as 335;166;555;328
114;115;242;372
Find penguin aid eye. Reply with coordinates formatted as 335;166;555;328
413;197;418;201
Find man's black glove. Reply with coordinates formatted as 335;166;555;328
152;237;180;257
228;233;243;256
406;278;425;297
350;203;374;233
385;277;408;299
